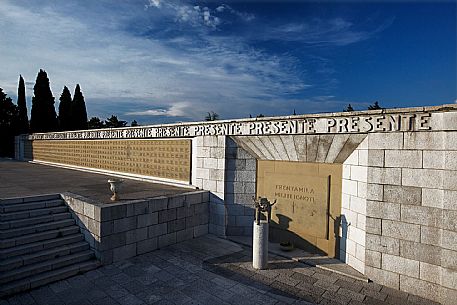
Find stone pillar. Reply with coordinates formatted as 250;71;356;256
14;135;24;161
192;135;227;236
252;220;269;269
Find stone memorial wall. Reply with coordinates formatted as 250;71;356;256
24;139;191;183
15;104;457;304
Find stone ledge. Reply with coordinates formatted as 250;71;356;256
60;190;210;264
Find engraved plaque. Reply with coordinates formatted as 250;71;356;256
30;139;191;182
264;173;330;239
257;160;342;257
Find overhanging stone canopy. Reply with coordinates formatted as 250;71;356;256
231;134;367;163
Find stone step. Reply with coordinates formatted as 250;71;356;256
0;218;76;239
0;250;95;284
0;259;100;298
0;233;84;260
0;194;100;298
0;241;90;272
1;199;65;213
0;211;72;230
0;226;80;249
0;206;69;222
0;194;61;206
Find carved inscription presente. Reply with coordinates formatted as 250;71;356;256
28;113;433;140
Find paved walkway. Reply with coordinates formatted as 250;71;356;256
0;160;190;203
0;235;438;305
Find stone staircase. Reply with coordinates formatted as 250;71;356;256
0;194;100;298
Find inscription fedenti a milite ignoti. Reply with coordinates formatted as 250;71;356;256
30;139;191;182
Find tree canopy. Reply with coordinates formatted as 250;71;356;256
58;86;72;131
88;115;131;129
205;111;219;121
105;115;128;128
72;84;88;130
344;104;354;112
30;69;58;132
88;117;105;129
368;101;382;110
16;75;29;134
0;88;19;157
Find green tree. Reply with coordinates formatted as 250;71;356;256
16;75;29;134
131;120;139;127
88;117;105;129
0;88;19;157
205;111;219;121
72;84;88;130
368;101;382;110
30;69;58;132
58;86;72;131
344;104;354;112
105;115;127;128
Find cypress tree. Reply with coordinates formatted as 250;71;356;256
0;88;19;157
72;84;88;130
30;69;58;132
58;86;72;131
16;75;29;134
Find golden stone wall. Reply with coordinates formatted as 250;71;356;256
256;160;342;257
29;139;191;182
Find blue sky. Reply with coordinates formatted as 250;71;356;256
0;0;455;124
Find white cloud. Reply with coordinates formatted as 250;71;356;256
215;4;255;22
257;17;391;46
0;1;390;123
146;1;253;29
0;0;306;121
146;0;161;8
125;102;190;117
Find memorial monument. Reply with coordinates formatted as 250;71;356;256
252;197;276;269
14;104;457;304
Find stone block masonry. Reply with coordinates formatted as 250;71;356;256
340;138;369;274
61;190;209;264
16;104;457;304
224;137;257;236
363;131;457;305
192;135;228;236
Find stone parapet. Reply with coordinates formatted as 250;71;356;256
61;190;209;264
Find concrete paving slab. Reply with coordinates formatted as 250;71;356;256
228;235;369;283
0;160;191;203
0;235;440;305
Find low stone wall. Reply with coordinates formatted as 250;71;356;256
61;190;209;264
